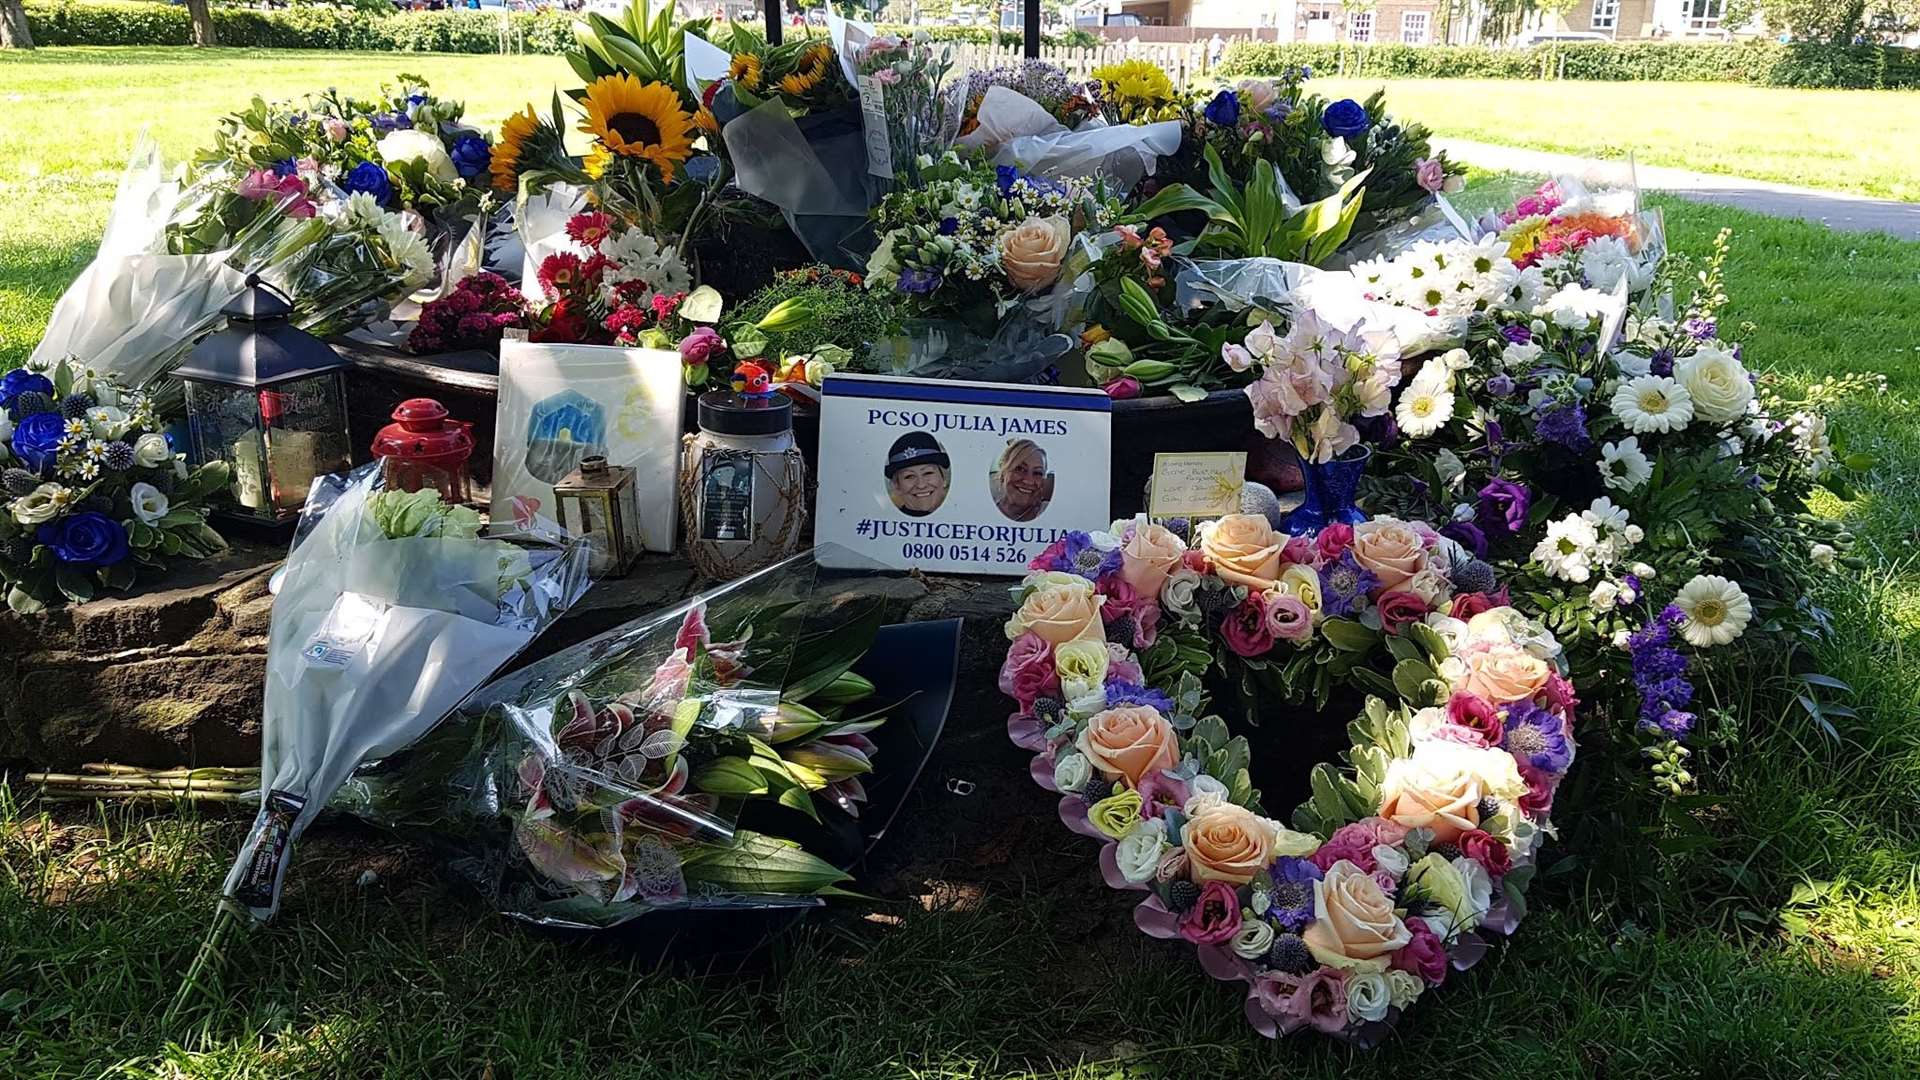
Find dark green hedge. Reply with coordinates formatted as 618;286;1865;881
19;2;1095;54
1219;40;1920;90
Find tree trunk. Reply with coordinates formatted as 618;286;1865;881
0;0;34;50
186;0;216;47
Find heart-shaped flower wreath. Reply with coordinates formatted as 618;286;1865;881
1003;514;1576;1044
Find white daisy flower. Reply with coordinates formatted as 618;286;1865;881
1531;513;1600;583
1599;437;1653;492
1673;574;1752;648
1395;381;1455;438
1611;375;1694;434
1583;496;1631;534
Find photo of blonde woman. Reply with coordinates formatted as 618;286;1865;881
989;438;1053;522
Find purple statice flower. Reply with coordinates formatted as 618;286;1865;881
1534;401;1592;452
966;60;1077;115
1475;477;1531;539
1441;519;1489;557
897;268;943;295
1487;373;1516;397
1501;323;1533;345
1500;701;1575;775
1628;605;1696;739
1683;317;1716;341
1649;347;1675;377
1318;551;1379;618
1106;681;1174;714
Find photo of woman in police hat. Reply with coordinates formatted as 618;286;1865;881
885;431;952;517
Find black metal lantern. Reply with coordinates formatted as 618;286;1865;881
176;275;353;522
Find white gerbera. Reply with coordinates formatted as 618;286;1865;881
1501;340;1544;371
1583;496;1630;535
1578;235;1654;295
1599;437;1653;492
1395;381;1455;438
1612;375;1694;434
1674;574;1752;648
1531;513;1600;583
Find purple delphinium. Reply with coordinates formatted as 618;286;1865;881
1501;323;1533;345
1500;701;1576;775
1318;551;1379;618
1106;681;1175;714
1628;604;1695;739
1476;477;1531;539
1534;401;1592;452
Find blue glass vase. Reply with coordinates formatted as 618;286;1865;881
1283;446;1371;536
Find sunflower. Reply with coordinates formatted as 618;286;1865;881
800;42;833;73
728;52;763;92
778;67;822;98
491;105;542;194
693;105;719;135
581;75;696;183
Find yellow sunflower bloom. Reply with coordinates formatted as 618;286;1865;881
779;67;821;98
580;74;696;184
693;105;719;135
728;52;763;91
583;145;611;180
491;105;541;194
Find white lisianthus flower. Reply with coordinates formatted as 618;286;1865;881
1589;580;1620;611
1232;917;1276;960
1386;969;1425;1009
11;483;70;526
1598;437;1653;492
376;128;459;183
1052;751;1091;793
1188;772;1229;799
1631;562;1657;580
1810;543;1837;569
1114;818;1167;884
1532;513;1600;583
1674;574;1752;648
129;482;170;525
1675;343;1754;423
1451;855;1495;928
1612;375;1694;434
1371;844;1409;877
1346;971;1393;1023
1160;567;1202;622
1500;340;1543;371
1440;347;1472;371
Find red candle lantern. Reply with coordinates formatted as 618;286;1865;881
371;398;475;504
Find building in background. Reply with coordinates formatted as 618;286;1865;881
1081;0;1757;40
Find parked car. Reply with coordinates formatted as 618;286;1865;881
1512;29;1613;45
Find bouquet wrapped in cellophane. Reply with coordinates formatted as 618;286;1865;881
331;549;907;929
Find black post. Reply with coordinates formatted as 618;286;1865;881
764;0;782;45
1023;0;1039;58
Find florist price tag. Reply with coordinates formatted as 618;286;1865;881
814;373;1112;576
858;75;893;179
1148;452;1246;519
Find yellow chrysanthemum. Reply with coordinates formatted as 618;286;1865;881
1502;215;1549;263
1091;58;1174;106
728;52;763;91
491;105;541;194
580;75;695;183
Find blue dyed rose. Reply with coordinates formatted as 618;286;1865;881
0;368;54;411
344;161;395;205
37;511;130;568
1321;98;1371;139
449;134;491;180
10;410;66;474
1202;88;1240;128
271;158;299;178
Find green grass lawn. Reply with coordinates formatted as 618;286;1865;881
5;46;1920;1079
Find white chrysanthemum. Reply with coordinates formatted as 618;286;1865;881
375;215;435;288
1531;513;1600;583
1599;436;1653;492
1583;495;1630;534
1674;574;1752;648
341;191;387;229
1395;381;1455;438
1674;343;1753;423
599;229;692;300
1612;375;1694;434
1578;235;1655;295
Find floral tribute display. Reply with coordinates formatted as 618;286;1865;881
0;361;230;613
1002;517;1573;1043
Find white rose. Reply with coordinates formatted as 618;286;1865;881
133;433;172;468
1114;819;1167;884
1440;347;1472;371
1385;969;1425;1009
1451;855;1495;929
1160;567;1202;621
1588;580;1619;611
129;482;169;525
1231;917;1276;960
1053;751;1091;793
1674;344;1753;423
1346;971;1393;1022
376;128;459;183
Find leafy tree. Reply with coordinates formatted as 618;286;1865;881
1723;0;1919;41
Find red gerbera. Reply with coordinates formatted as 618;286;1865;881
537;252;587;300
565;210;615;249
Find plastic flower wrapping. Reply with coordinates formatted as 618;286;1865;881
220;464;591;923
328;549;920;928
1004;515;1572;1044
0;359;230;612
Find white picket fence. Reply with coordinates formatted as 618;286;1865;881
944;41;1218;88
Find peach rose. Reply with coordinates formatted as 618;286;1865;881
1301;859;1412;972
1182;800;1279;884
1076;705;1180;787
1457;643;1550;704
1119;521;1187;599
1001;215;1069;293
1377;740;1525;842
1200;513;1284;590
1006;575;1105;645
1350;518;1429;592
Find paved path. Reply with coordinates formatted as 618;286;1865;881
1433;138;1920;241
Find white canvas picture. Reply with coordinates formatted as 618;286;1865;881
493;339;684;554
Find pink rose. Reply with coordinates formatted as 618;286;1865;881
1119;520;1187;599
997;632;1059;710
1221;595;1276;657
1376;589;1429;634
1391;918;1448;985
1445;692;1505;745
1179;879;1243;945
1078;705;1180;787
1264;591;1314;643
1308;817;1408;874
1350;520;1429;592
1415;157;1446;193
1458;828;1511;879
322;116;350;143
1315;523;1354;560
1283;966;1350;1034
1181;549;1210;572
1281;535;1317;565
